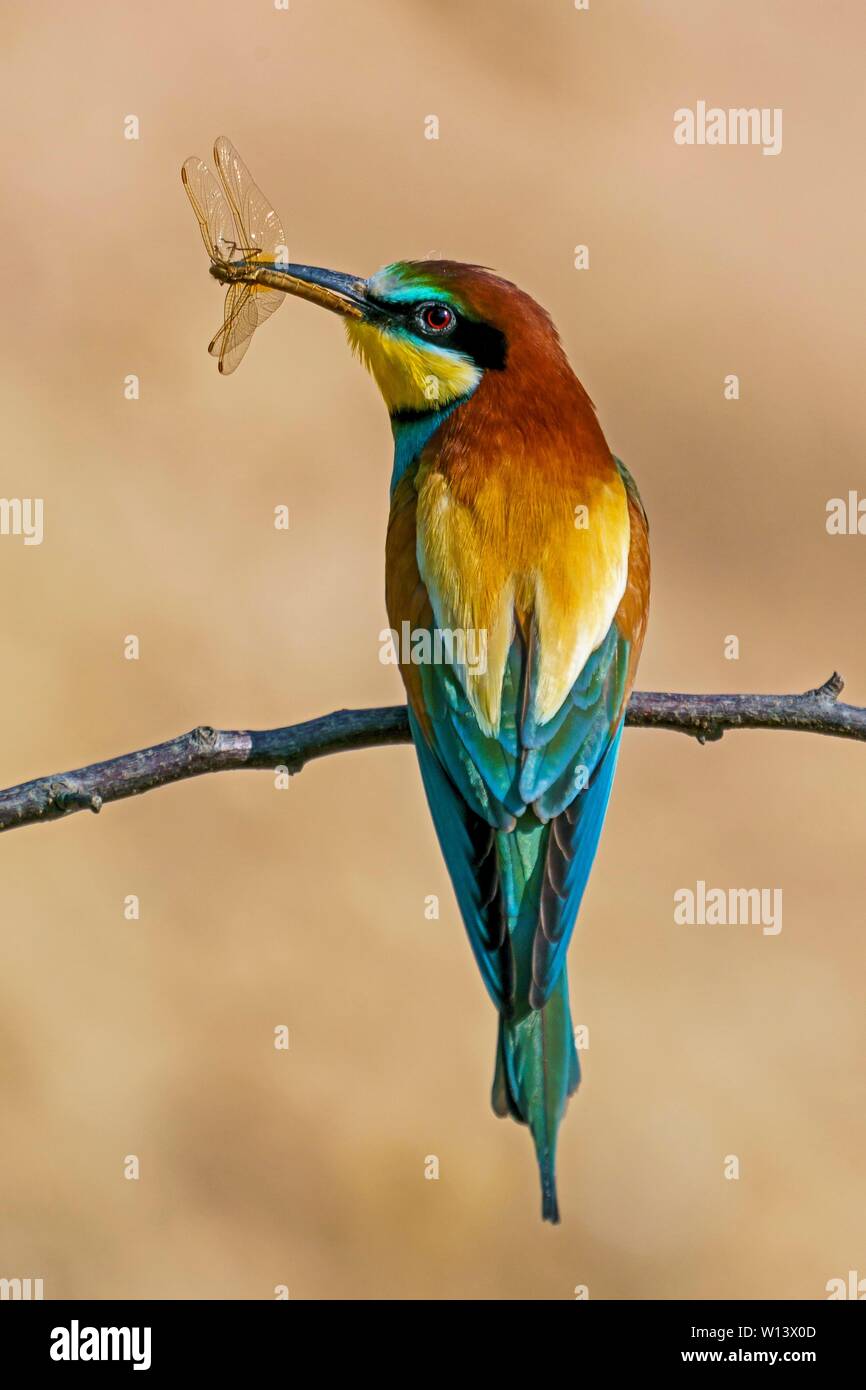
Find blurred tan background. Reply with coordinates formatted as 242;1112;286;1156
1;0;864;1300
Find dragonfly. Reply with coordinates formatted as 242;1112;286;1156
181;136;291;375
182;137;367;374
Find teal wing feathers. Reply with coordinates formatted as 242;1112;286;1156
409;705;513;1008
411;615;631;1011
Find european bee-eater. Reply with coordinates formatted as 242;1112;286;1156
211;254;651;1223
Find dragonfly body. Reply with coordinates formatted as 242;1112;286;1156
183;142;650;1221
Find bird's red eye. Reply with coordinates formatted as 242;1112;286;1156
421;303;454;333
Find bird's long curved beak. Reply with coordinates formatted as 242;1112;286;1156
211;260;369;320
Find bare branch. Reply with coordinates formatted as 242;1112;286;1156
0;673;861;835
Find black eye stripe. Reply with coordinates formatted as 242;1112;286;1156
448;316;507;371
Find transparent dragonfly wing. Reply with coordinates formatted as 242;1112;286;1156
182;137;289;372
181;155;238;264
208;282;284;375
212;136;286;265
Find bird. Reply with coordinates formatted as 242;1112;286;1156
210;253;651;1223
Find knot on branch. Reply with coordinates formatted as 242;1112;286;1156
48;781;102;815
274;748;303;777
192;725;218;751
